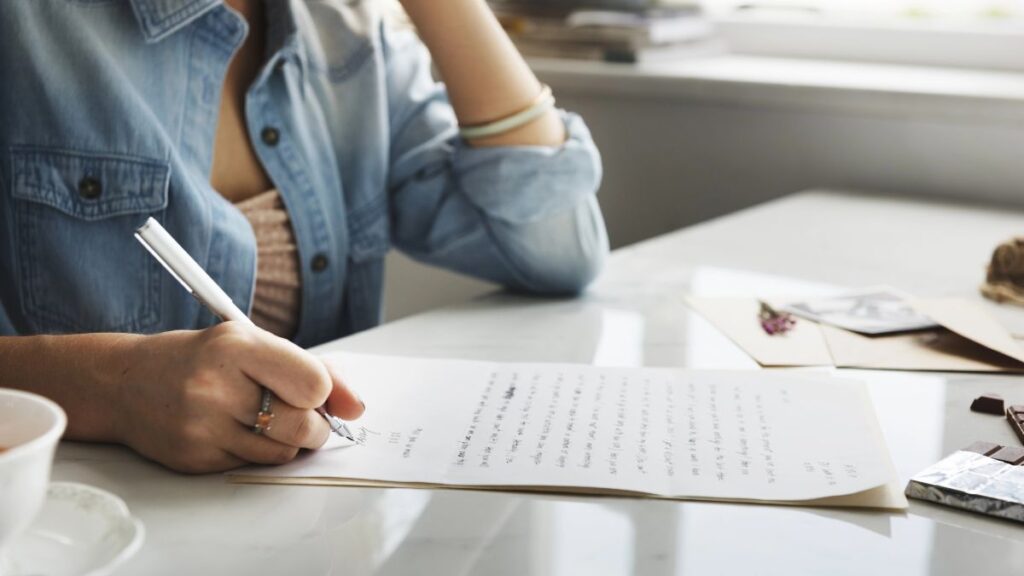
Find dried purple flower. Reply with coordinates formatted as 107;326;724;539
758;301;797;336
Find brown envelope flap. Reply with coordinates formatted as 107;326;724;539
910;298;1024;365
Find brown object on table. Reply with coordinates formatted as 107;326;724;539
981;237;1024;306
965;441;1002;456
964;441;1024;463
1006;405;1024;444
970;394;1005;415
989;445;1024;465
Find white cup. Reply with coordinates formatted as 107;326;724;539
0;389;66;559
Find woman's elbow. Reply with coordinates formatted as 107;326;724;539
543;238;608;295
504;197;610;296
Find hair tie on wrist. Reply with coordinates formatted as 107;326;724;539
459;84;556;141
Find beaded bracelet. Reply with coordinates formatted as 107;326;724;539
458;84;556;141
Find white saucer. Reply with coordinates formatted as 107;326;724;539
3;482;144;576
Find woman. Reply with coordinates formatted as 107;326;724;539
0;0;607;473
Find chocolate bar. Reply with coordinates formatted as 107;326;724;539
905;442;1024;523
990;445;1024;465
1007;405;1024;444
964;441;1000;456
970;394;1005;416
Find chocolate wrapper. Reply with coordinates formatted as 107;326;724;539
906;450;1024;523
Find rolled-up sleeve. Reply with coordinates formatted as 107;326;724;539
383;24;609;295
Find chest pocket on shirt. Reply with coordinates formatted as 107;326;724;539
9;147;169;334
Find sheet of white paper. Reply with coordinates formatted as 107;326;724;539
236;354;897;503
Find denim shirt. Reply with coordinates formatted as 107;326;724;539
0;0;608;347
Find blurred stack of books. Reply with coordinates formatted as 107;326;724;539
489;0;721;63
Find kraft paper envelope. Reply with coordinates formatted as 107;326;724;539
685;297;833;367
686;296;1024;372
909;298;1024;365
819;324;1024;372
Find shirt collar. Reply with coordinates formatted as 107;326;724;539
264;0;312;81
129;0;312;81
129;0;222;43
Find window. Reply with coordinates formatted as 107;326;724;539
702;1;1024;71
704;1;1024;27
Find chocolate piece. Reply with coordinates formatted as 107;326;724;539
970;394;1005;415
1007;407;1024;445
990;445;1024;465
965;441;1002;456
1009;404;1024;416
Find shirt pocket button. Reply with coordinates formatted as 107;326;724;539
78;177;102;200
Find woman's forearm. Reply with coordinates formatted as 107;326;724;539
0;334;141;443
399;0;565;147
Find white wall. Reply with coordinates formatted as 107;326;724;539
554;89;1024;248
383;252;493;321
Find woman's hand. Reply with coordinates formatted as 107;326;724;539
113;322;364;474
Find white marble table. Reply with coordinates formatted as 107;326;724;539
55;190;1024;575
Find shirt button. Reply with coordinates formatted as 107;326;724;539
311;253;329;273
261;127;280;146
78;177;102;200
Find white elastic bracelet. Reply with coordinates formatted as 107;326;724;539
458;85;556;141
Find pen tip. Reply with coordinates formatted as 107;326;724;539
318;409;356;441
334;419;355;442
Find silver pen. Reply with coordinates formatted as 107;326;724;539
135;217;355;441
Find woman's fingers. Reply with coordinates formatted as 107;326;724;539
227;388;331;450
207;322;332;410
324;364;365;421
196;323;363;460
244;332;332;409
263;403;331;450
223;427;304;466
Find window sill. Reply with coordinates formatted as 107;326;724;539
530;54;1024;124
714;17;1024;73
